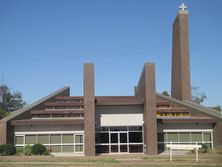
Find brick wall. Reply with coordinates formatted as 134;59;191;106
84;63;95;156
136;63;158;155
171;11;191;101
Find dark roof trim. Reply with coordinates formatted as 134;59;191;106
0;87;70;122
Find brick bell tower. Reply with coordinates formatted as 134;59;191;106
171;3;191;101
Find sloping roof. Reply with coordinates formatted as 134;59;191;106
156;93;222;119
0;87;70;122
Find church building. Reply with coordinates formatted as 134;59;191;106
0;4;222;156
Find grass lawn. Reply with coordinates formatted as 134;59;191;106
0;153;222;167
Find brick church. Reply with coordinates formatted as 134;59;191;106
0;4;222;156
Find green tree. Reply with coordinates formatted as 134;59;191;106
191;86;207;104
161;91;170;96
0;84;26;119
211;105;221;112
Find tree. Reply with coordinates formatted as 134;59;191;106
191;86;207;104
211;105;221;112
161;91;170;96
0;84;26;119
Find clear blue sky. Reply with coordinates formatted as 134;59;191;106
0;0;221;107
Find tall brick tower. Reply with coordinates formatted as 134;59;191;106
171;3;191;101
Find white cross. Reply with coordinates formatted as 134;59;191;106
179;3;187;11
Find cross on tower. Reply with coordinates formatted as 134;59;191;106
179;3;187;11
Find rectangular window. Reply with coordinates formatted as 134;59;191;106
110;126;127;131
50;134;61;144
25;135;36;144
63;134;74;144
51;145;61;152
75;145;83;152
191;132;202;142
167;133;178;143
75;135;83;144
96;145;109;153
96;133;109;144
179;133;190;142
203;133;211;142
129;132;142;143
128;126;142;131
15;136;24;145
129;144;143;153
38;134;49;144
158;133;164;142
62;145;74;152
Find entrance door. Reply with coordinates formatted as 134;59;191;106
110;132;128;153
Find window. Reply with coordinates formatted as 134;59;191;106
63;145;74;152
191;132;202;142
15;133;84;153
75;135;83;144
179;133;190;142
129;132;142;143
15;136;24;145
38;134;49;144
95;126;143;154
203;133;211;142
96;133;109;144
167;133;178;142
75;145;83;152
50;134;61;144
63;134;74;143
26;135;36;144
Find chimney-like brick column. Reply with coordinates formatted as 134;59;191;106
84;63;95;156
143;63;158;155
0;122;6;144
171;10;191;101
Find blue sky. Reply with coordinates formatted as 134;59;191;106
0;0;221;107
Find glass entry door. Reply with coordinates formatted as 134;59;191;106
110;132;128;153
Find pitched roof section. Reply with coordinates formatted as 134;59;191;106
157;93;222;119
0;87;70;122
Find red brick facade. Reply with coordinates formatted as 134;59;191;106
84;64;96;156
136;63;158;155
171;11;191;101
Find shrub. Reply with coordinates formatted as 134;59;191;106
43;148;52;156
31;144;46;155
16;147;24;156
23;145;32;156
0;145;4;155
0;144;16;156
199;144;209;153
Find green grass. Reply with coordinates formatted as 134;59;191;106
0;153;222;167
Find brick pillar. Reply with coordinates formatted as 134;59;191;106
143;63;157;155
84;63;95;156
171;9;191;101
0;121;6;144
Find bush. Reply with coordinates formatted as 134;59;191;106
199;144;209;153
43;148;52;156
31;144;46;155
16;147;24;156
0;145;4;155
0;144;16;156
23;145;32;156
